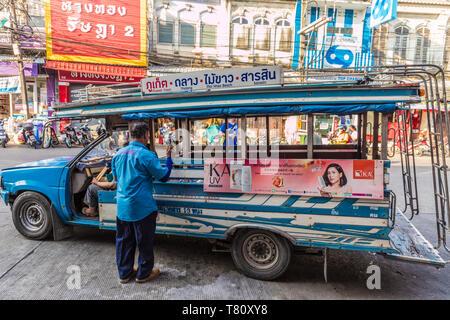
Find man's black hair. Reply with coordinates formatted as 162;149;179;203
130;121;149;139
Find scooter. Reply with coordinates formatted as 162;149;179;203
23;122;38;149
79;123;93;147
0;121;10;148
62;123;80;148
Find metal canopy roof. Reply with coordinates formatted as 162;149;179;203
53;83;421;118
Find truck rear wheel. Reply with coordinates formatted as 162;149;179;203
12;192;53;240
231;229;291;280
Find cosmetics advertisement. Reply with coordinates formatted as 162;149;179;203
204;159;385;199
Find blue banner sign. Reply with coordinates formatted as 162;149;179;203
0;76;21;93
370;0;397;28
141;66;283;95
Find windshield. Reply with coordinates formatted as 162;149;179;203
82;128;130;160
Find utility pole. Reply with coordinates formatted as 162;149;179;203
8;0;29;120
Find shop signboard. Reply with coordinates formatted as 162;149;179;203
141;66;283;95
0;59;37;77
0;76;21;93
204;159;384;199
45;0;147;66
370;0;397;28
58;70;143;84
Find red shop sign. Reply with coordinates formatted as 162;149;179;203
45;0;147;67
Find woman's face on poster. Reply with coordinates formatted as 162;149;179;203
327;167;342;186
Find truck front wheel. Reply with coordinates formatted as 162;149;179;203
231;229;292;280
12;192;53;240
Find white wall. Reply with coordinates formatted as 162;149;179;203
151;0;230;64
383;3;449;66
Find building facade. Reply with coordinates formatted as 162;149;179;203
0;0;47;119
372;0;450;73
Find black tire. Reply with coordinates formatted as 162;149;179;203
387;146;395;158
43;138;51;149
231;229;292;281
82;138;89;147
1;141;5;148
414;147;423;157
12;192;53;240
65;137;72;148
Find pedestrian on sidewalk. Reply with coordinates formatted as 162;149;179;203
111;121;173;284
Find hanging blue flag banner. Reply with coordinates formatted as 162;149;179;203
369;0;397;28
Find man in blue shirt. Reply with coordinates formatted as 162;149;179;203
112;121;173;284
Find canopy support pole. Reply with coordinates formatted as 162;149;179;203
373;112;380;159
240;115;247;160
381;113;389;160
362;112;368;159
307;114;314;159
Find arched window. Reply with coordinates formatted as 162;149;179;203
394;25;409;61
275;19;292;52
232;16;250;50
179;9;197;47
414;26;430;64
254;17;271;51
157;9;175;44
445;27;450;71
200;11;217;48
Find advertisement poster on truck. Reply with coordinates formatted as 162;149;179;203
204;159;385;199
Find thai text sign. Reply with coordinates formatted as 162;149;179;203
141;66;283;95
45;0;147;66
370;0;397;28
58;70;142;84
204;159;384;199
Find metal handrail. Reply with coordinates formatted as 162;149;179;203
67;66;426;104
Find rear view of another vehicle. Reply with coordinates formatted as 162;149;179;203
0;120;10;148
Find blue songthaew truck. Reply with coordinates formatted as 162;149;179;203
1;65;448;280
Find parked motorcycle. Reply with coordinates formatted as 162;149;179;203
0;121;10;148
387;131;435;157
79;122;93;147
42;122;60;148
62;123;80;148
23;122;38;149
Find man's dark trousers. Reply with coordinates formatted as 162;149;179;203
116;212;157;280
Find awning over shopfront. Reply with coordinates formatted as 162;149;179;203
45;61;147;78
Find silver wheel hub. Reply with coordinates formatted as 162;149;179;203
243;234;279;270
20;203;44;231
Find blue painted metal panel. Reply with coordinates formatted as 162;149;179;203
370;0;398;28
291;0;303;70
344;9;354;29
327;8;337;35
362;8;373;53
122;103;397;120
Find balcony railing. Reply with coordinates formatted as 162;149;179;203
303;49;374;70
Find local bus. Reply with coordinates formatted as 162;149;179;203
1;65;448;280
